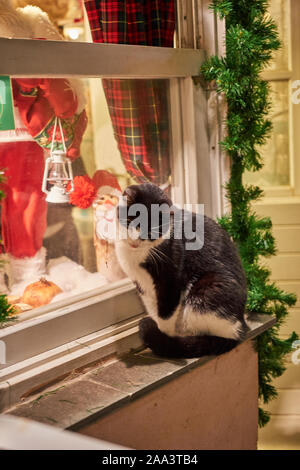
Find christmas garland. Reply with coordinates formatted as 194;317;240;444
201;0;298;426
0;294;13;322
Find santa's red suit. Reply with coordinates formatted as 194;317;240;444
0;2;87;289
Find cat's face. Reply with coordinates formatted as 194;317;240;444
117;183;173;249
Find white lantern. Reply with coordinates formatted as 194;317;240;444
42;150;74;203
42;117;74;204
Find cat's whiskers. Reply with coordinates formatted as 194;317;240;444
148;249;160;274
151;246;172;266
150;223;170;234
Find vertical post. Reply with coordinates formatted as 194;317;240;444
180;77;199;205
175;0;229;218
201;0;229;217
169;78;186;206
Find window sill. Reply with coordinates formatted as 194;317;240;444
0;278;143;367
5;314;275;432
0;279;145;412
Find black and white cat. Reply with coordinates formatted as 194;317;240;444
115;183;248;358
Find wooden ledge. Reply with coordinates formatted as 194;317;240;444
5;314;275;433
0;38;204;79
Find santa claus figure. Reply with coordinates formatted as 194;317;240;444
69;170;125;283
0;0;87;294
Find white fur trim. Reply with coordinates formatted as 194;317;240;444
0;3;61;40
97;186;122;198
18;6;62;40
0;106;33;143
67;78;87;114
9;247;47;285
0;2;34;38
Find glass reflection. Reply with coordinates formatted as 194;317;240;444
0;77;171;314
244;80;290;187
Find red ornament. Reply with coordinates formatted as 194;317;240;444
68;175;97;209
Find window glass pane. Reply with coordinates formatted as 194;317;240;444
13;0;175;47
0;76;172;315
266;0;290;72
244;80;290;187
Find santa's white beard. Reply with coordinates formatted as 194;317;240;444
95;207;119;242
94;210;126;282
96;217;117;242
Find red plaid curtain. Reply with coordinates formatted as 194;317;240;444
84;0;175;185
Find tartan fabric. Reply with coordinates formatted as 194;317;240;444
84;0;175;46
84;0;175;184
102;78;170;183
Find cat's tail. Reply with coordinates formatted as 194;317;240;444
139;317;239;359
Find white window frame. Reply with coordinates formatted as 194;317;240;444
291;0;300;198
0;1;227;410
254;0;300;200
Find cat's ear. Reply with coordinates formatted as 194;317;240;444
123;186;138;205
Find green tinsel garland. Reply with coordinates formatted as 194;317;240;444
201;0;298;427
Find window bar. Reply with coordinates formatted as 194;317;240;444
175;0;182;48
192;0;198;49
